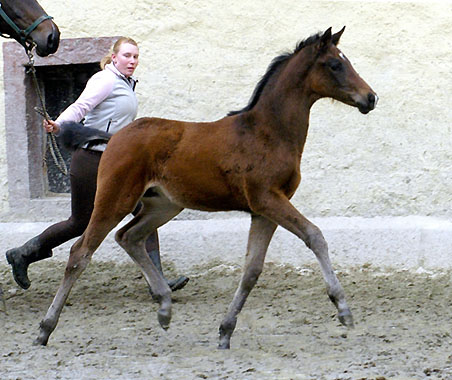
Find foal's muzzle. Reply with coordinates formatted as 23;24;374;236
357;92;378;114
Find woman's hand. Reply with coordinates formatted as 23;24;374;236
43;119;60;134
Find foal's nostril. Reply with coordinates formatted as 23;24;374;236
368;93;375;104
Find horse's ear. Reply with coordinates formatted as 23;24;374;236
332;26;346;46
319;27;332;51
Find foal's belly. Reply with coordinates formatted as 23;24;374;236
150;182;251;213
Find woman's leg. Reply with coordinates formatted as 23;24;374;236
6;149;101;289
7;148;188;292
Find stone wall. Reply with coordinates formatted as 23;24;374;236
0;0;451;220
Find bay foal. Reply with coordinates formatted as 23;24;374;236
35;27;377;348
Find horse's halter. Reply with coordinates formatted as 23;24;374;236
0;3;53;52
0;4;64;173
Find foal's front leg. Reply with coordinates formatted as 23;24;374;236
254;193;353;328
219;215;277;349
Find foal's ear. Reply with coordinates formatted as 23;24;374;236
332;26;346;46
319;27;332;51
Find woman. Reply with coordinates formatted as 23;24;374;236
6;37;188;292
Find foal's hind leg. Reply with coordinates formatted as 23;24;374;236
34;205;124;346
115;195;182;330
34;233;99;345
252;193;353;328
219;215;277;349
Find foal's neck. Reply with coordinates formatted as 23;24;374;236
256;52;318;154
256;85;315;154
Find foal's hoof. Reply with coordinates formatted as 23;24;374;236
158;308;171;330
218;327;232;349
338;310;354;328
218;341;231;350
33;335;49;346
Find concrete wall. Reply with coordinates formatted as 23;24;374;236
0;1;451;269
1;0;451;219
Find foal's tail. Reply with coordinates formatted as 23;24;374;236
58;122;112;151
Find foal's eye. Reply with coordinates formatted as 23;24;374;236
328;60;343;72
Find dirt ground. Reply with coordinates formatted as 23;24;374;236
1;259;452;380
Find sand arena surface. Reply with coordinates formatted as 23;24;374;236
1;260;452;379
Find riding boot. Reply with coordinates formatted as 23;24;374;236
5;237;53;290
145;232;189;292
147;247;189;292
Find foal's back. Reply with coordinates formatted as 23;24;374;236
98;115;300;213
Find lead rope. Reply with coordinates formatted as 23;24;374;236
25;48;68;176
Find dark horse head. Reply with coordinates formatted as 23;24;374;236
0;0;60;56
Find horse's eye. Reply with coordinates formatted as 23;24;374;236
328;60;342;72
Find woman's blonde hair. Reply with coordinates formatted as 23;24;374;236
100;37;138;69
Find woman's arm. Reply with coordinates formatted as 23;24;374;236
55;70;116;126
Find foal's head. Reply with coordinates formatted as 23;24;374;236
299;27;378;114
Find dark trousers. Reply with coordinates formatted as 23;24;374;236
37;148;158;253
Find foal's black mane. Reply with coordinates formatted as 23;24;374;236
228;32;323;116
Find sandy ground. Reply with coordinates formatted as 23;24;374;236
1;259;452;380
